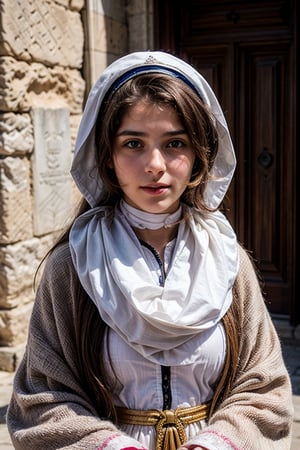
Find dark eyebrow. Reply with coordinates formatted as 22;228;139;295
115;129;187;137
115;130;146;137
164;129;187;137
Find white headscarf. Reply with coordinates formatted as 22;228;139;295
69;51;239;365
71;51;236;209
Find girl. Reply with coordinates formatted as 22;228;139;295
7;51;293;450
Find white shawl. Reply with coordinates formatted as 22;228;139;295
70;206;238;365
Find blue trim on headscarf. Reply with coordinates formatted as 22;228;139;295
107;65;199;98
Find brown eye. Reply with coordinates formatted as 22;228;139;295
125;140;142;149
166;139;185;148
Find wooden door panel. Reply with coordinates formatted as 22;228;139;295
237;43;292;314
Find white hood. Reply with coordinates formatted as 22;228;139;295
71;51;236;209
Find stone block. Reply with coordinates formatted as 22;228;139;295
0;112;33;156
54;0;69;7
0;237;54;307
0;0;84;68
70;0;85;11
0;303;33;346
88;12;107;53
55;0;84;11
0;156;33;244
0;287;35;311
0;57;85;113
70;114;82;151
0;344;26;372
31;107;73;236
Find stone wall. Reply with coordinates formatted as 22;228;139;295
0;0;85;371
0;0;154;372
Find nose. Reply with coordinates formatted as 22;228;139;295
145;148;166;174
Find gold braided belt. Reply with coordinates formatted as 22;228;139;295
116;402;210;450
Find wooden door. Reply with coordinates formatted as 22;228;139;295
154;0;297;323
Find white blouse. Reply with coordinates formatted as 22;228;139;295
103;240;227;449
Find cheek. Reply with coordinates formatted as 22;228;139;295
114;154;140;172
112;155;133;183
172;156;195;179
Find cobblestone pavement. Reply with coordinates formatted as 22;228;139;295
0;339;300;449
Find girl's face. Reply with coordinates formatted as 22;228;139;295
111;101;195;214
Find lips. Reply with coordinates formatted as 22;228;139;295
141;184;170;194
